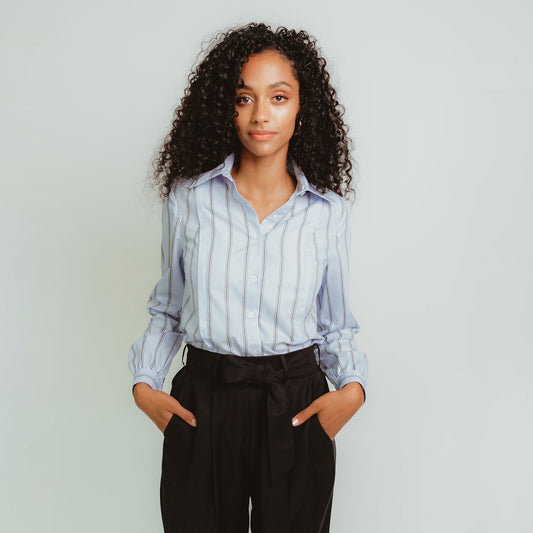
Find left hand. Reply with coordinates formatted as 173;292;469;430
291;382;365;440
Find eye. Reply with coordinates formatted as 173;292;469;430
235;94;288;105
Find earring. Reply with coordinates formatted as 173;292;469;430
294;117;303;136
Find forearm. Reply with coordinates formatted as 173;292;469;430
133;382;155;409
340;381;366;404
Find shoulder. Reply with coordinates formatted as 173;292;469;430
168;176;201;206
317;190;350;230
169;159;226;201
323;190;348;208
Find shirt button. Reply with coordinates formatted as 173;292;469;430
247;311;255;318
251;349;258;355
250;275;257;282
252;237;258;244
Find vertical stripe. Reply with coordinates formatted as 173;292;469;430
273;215;289;350
224;182;233;352
334;205;347;330
207;179;215;348
181;189;194;334
258;233;268;356
241;202;250;354
303;209;322;338
323;201;334;333
289;200;303;343
189;188;200;340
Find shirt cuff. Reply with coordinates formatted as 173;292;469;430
132;373;160;396
337;376;366;403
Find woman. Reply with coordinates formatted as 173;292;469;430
128;22;368;533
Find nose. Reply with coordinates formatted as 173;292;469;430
251;97;270;124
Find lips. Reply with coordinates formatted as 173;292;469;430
249;131;276;140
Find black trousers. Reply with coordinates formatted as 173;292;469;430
160;343;336;533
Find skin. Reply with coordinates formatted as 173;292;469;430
134;50;365;439
231;49;301;220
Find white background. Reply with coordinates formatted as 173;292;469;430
1;1;532;531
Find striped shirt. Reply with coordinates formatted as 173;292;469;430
128;152;368;399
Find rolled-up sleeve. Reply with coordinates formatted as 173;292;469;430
127;188;186;395
316;197;368;401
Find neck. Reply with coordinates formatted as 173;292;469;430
231;150;297;199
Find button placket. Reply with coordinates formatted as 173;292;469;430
245;224;262;353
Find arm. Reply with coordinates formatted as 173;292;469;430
316;196;368;403
127;187;187;396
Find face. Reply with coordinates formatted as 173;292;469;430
233;50;301;158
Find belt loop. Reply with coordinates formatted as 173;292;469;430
280;353;288;380
182;343;188;366
316;342;321;367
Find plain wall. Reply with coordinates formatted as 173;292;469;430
1;1;532;531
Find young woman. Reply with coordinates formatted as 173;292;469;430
128;22;368;533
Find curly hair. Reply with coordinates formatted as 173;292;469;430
148;22;359;204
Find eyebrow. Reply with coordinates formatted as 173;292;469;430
236;81;294;90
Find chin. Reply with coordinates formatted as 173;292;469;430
241;140;288;157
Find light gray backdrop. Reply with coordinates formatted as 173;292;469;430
1;1;531;532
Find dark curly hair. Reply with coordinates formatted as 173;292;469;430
148;22;359;204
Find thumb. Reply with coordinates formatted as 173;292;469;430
292;402;318;427
168;396;197;427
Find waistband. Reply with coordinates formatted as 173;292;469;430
183;342;321;385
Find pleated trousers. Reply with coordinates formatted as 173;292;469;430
160;342;336;533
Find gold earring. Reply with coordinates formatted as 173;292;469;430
294;117;302;136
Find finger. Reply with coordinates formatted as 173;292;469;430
167;398;196;427
292;405;318;426
179;406;197;427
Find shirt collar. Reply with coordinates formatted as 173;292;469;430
184;152;332;202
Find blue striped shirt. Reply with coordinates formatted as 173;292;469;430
128;152;368;399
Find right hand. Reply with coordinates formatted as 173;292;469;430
133;382;197;434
